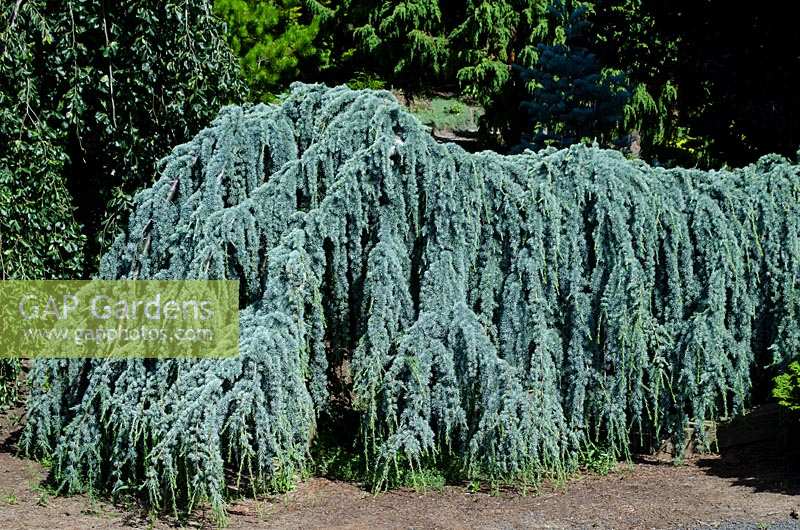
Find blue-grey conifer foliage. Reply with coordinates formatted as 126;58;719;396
22;84;800;516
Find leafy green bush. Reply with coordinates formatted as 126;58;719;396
23;85;800;520
404;468;446;493
0;6;85;279
346;73;387;91
773;361;800;411
0;7;86;405
0;359;20;409
0;0;244;275
578;442;617;476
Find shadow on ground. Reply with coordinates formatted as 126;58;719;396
697;404;800;496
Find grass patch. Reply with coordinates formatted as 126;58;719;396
578;442;618;476
408;97;483;133
403;467;446;493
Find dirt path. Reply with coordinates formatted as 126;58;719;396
223;457;799;530
0;402;798;530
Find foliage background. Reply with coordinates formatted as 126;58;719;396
0;0;244;280
214;0;800;168
4;0;799;281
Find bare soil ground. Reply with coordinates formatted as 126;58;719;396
0;400;798;530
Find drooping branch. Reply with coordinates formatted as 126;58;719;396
23;84;800;518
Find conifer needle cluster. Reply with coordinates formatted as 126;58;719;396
23;84;800;518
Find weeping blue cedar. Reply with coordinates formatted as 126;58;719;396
22;84;800;516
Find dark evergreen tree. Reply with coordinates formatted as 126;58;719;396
588;0;800;167
451;0;552;99
516;3;629;149
518;44;628;148
667;0;800;166
351;0;450;85
588;0;691;165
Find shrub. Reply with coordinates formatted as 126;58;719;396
578;441;616;476
773;361;800;412
23;84;800;519
1;9;85;405
346;73;387;91
0;0;244;274
0;359;20;409
0;5;85;279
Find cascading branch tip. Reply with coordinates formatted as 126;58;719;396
22;83;800;518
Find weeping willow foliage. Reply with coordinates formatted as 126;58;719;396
23;84;800;516
0;359;20;408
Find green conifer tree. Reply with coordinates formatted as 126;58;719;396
518;44;629;148
451;0;561;101
515;1;629;149
214;0;322;100
352;0;450;84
